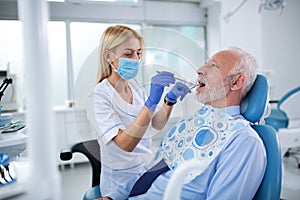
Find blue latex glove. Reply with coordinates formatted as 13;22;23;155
165;82;190;103
145;71;175;111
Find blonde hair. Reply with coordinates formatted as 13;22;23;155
97;25;144;83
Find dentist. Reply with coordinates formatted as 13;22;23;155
86;25;189;200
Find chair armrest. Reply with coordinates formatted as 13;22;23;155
269;100;279;104
60;144;75;161
59;139;101;187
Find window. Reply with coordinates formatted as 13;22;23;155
0;21;23;72
70;0;140;3
141;25;206;87
70;23;206;111
70;22;141;106
140;25;207;118
0;20;67;108
0;20;23;111
0;1;207;111
48;21;68;106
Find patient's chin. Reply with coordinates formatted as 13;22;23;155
196;94;210;104
196;90;227;104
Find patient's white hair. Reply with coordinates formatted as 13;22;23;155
228;47;258;97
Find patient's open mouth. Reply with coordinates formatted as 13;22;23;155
198;81;205;87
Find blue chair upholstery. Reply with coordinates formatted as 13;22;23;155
83;185;101;200
60;74;282;200
240;74;269;123
252;125;282;199
241;74;282;200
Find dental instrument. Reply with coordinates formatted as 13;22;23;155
156;71;199;90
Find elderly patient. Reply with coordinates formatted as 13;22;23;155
99;47;267;200
129;47;267;200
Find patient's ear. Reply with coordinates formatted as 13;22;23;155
231;74;245;91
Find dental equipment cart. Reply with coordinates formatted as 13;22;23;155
0;77;27;199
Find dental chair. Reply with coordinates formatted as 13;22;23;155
265;86;300;168
164;74;282;200
60;74;282;200
265;86;300;131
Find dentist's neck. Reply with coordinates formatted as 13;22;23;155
108;71;129;92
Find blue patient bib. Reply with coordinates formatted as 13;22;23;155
159;103;248;183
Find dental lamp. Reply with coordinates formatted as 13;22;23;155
259;0;285;14
0;77;13;102
0;77;13;126
224;0;286;22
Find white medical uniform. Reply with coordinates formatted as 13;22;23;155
86;78;153;199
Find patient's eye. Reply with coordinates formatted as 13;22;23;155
205;60;218;68
208;61;218;68
211;63;217;67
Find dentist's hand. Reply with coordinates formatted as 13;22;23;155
165;82;190;104
145;71;175;111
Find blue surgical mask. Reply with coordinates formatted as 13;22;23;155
112;58;140;80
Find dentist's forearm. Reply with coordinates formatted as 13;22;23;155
152;103;173;130
113;106;153;152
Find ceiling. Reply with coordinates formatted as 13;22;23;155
147;0;203;2
145;0;206;6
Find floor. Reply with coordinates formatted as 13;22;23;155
60;163;91;200
59;153;300;200
281;153;300;200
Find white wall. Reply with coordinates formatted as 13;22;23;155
261;0;300;99
206;0;263;61
220;0;263;65
206;1;221;56
206;0;300;100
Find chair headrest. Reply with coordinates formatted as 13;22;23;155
240;74;269;123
